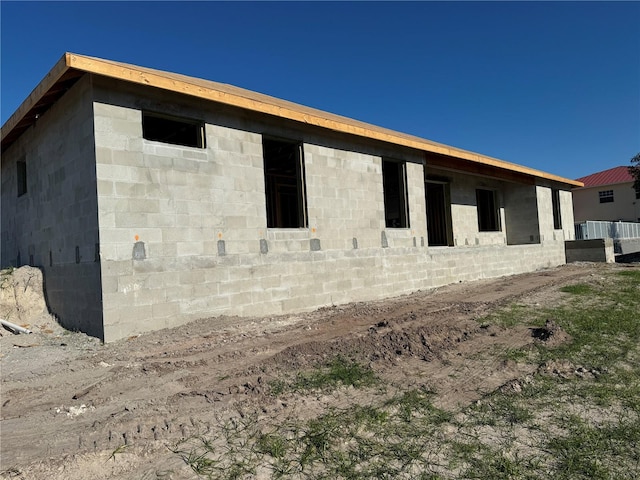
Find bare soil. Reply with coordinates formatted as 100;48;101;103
0;263;625;479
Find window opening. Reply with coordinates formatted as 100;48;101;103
17;160;27;197
476;188;500;232
426;181;453;246
263;138;307;228
598;190;614;203
382;159;409;228
552;189;562;230
142;112;204;148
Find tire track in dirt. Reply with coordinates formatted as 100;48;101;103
0;263;609;478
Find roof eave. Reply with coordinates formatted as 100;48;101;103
1;53;76;152
1;52;583;188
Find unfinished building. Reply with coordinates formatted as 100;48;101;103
1;53;582;341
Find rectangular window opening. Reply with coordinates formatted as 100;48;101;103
263;137;307;228
552;188;562;230
476;188;500;232
425;181;453;246
598;190;614;203
17;160;27;197
382;159;409;228
142;112;205;148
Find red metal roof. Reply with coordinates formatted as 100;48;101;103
575;166;634;188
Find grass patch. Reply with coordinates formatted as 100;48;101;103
174;266;640;479
386;388;452;425
467;395;533;427
481;304;532;328
270;356;378;394
545;414;640;479
496;346;532;363
560;283;593;295
617;269;640;281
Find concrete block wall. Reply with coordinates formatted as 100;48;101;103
94;104;270;338
558;189;575;240
86;77;572;341
303;144;385;251
303;145;427;252
404;162;428;247
0;76;104;338
99;240;566;341
536;185;555;243
427;169;507;247
536;185;573;243
504;183;540;245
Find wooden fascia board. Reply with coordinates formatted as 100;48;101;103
1;54;70;147
65;54;582;188
2;52;583;189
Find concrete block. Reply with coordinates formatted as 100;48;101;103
310;238;321;251
114;212;149;228
132;241;146;260
179;269;205;285
152;302;180;318
565;239;615;263
617;238;640;255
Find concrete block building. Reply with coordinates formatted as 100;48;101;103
1;53;582;342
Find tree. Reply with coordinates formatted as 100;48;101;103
629;152;640;194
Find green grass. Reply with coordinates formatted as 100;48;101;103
560;283;593;295
482;304;533;328
269;356;378;395
544;413;640;480
173;267;640;479
496;346;533;363
385;388;452;425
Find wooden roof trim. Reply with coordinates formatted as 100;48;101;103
1;53;68;146
68;54;581;186
2;52;583;187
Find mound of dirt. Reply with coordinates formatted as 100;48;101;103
0;266;64;336
530;319;571;346
268;318;476;370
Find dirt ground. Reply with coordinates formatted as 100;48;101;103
0;262;631;479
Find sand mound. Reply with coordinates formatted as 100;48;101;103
0;266;64;335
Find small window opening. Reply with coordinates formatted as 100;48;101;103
382;159;409;228
598;190;614;203
17;160;27;197
635;185;640;200
476;189;500;232
552;189;562;230
142;112;204;148
263;137;307;228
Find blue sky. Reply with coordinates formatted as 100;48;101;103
1;1;639;180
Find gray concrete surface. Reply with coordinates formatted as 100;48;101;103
2;75;577;342
565;239;615;263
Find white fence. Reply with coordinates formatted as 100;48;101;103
574;221;640;241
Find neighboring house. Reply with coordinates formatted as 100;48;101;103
1;53;581;342
573;166;640;223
